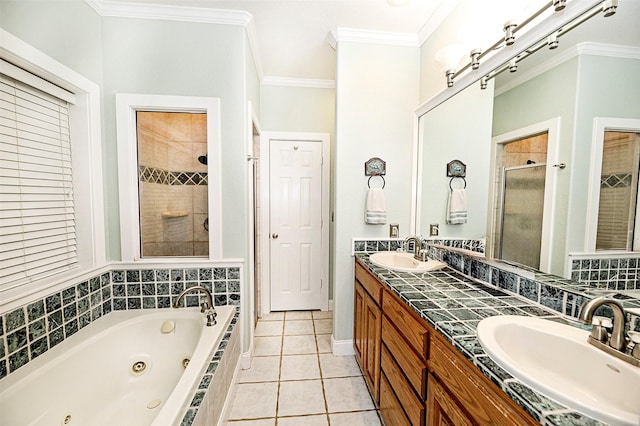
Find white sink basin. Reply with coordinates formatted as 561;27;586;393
369;251;445;273
477;316;640;425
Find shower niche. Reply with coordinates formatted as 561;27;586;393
137;111;209;257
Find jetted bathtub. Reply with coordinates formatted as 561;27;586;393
0;305;235;426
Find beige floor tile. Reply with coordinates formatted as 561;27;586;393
284;320;315;335
259;312;285;321
282;335;318;355
323;377;375;413
255;321;284;337
254;336;282;356
224;420;275;425
285;311;313;320
280;354;321;381
329;411;381;426
277;414;329;425
315;334;332;353
277;380;326;417
314;319;333;334
239;356;281;383
228;382;278;420
319;354;361;378
312;310;333;319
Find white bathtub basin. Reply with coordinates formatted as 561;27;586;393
477;315;640;426
369;251;446;273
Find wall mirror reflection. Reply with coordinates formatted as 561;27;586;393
415;0;640;289
136;111;209;257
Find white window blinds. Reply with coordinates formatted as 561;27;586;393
0;72;77;287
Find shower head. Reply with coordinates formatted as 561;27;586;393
198;155;208;166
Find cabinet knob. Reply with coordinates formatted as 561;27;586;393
272;233;279;239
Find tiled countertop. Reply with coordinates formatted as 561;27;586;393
355;253;608;426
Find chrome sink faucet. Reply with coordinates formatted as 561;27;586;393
403;235;426;261
173;286;217;326
578;296;638;366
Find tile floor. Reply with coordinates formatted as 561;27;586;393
225;311;381;425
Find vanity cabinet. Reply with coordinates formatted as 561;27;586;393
354;258;538;426
354;262;383;404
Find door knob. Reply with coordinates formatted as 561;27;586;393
272;233;279;239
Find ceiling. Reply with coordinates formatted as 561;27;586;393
105;0;453;82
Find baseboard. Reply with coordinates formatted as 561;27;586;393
216;352;243;426
331;335;355;356
240;345;253;370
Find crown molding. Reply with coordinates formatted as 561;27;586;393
262;76;335;89
334;27;419;47
495;42;640;96
84;0;263;80
85;0;252;25
417;0;461;46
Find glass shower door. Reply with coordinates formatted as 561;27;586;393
499;164;546;270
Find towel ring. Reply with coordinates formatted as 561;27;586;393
449;176;466;191
368;175;385;189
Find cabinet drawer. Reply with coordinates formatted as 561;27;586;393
355;261;383;305
381;316;427;399
379;372;411;426
383;291;428;358
430;336;537;426
381;345;424;426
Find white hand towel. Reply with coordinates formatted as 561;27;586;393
447;189;467;224
365;188;387;225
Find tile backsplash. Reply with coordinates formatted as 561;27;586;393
569;254;640;290
0;266;240;381
353;237;485;255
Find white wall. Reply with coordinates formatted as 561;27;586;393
333;41;419;341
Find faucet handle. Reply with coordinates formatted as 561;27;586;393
590;316;610;342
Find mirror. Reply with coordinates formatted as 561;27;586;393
416;0;640;284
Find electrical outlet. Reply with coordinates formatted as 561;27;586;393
429;224;439;236
389;224;399;238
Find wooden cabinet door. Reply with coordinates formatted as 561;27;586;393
363;294;382;403
427;374;473;426
354;281;366;366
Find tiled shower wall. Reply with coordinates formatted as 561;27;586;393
137;111;209;256
0;265;240;381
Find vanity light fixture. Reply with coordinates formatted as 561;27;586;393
553;0;567;11
436;44;466;88
602;0;617;17
508;58;518;72
480;76;489;90
470;49;482;70
503;20;518;46
548;32;559;49
446;69;456;87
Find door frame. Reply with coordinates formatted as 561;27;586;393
259;131;330;315
488;117;560;273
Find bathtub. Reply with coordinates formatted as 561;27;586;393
0;305;235;426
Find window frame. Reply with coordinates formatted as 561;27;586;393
115;94;222;261
0;29;106;309
586;117;640;252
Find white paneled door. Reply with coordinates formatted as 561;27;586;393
269;140;323;311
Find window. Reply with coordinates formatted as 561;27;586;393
596;131;640;250
0;72;76;286
0;30;105;304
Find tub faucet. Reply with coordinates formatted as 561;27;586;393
578;296;638;366
173;286;217;326
403;235;426;261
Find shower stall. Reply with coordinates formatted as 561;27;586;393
136;111;209;257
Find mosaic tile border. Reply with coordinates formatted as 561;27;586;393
0;266;241;381
569;254;640;290
352;237;485;255
139;165;208;186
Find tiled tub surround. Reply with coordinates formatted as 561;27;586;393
0;266;241;374
0;306;237;426
354;253;632;425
